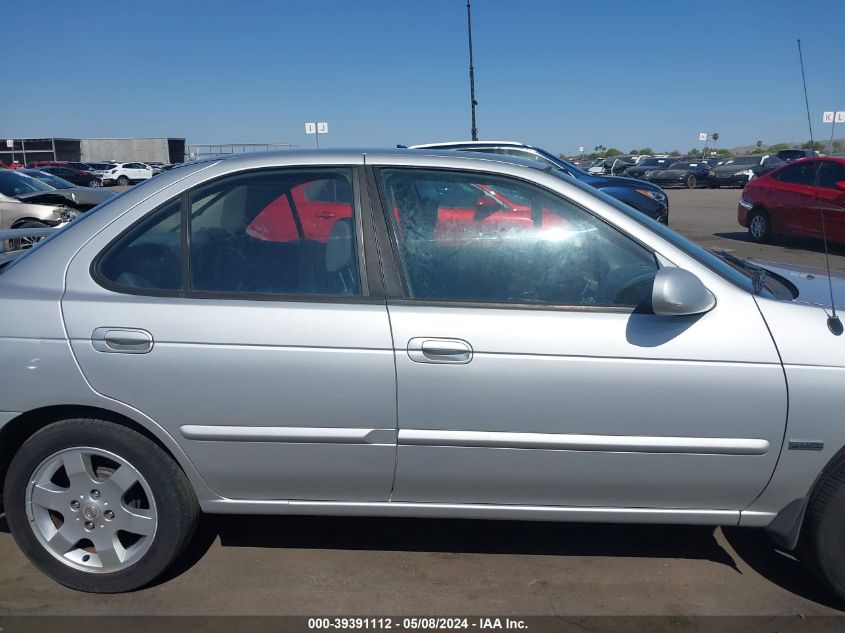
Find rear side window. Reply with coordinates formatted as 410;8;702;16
818;162;845;189
96;168;360;297
380;168;657;307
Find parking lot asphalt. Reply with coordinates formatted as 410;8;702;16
1;187;844;617
667;188;845;273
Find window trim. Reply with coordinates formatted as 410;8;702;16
371;165;659;312
91;165;377;303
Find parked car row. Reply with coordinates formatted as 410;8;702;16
409;141;670;224
613;155;786;189
0;160;179;186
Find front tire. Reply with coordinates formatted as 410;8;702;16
686;174;697;189
4;419;199;593
88;179;100;188
747;208;771;243
801;455;845;602
116;176;129;186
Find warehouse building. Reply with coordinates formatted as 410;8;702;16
1;137;186;165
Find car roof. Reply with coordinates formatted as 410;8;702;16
172;148;556;173
409;141;535;150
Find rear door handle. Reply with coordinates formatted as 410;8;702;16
407;338;473;364
91;328;154;354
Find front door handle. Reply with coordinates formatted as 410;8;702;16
91;328;154;354
407;338;473;364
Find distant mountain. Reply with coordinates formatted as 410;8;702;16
728;139;844;154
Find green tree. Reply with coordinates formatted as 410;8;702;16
605;148;622;157
689;148;702;158
802;140;826;151
715;148;732;157
833;140;844;153
669;150;681;156
768;143;790;152
756;140;763;151
711;133;719;145
638;147;654;156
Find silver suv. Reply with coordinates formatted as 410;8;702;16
1;150;844;597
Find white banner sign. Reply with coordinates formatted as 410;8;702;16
5;139;12;148
823;112;834;123
305;122;317;134
317;122;329;134
837;112;845;123
699;132;707;141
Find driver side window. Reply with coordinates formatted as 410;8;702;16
381;169;658;307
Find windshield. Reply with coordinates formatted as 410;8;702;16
530;147;590;176
640;158;668;167
721;156;761;166
0;170;55;197
21;170;74;189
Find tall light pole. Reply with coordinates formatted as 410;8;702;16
466;0;478;141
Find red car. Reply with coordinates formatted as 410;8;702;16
738;157;845;244
247;178;566;244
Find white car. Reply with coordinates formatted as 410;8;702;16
101;162;153;186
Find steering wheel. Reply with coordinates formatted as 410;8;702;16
612;270;658;306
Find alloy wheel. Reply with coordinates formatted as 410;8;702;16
25;447;158;574
749;214;768;240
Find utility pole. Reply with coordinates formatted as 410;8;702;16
466;0;478;141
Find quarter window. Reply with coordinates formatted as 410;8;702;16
98;198;183;291
381;169;658;307
818;162;845;190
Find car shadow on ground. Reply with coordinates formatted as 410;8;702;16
1;512;841;608
163;513;843;608
714;231;845;259
721;527;842;609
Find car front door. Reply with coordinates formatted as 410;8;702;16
374;165;786;511
766;161;821;238
61;164;398;502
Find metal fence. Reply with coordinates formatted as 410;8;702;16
187;143;298;160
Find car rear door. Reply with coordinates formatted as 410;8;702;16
372;163;786;511
61;162;398;502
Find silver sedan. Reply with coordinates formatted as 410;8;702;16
1;150;843;597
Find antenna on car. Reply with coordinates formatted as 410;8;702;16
797;39;842;335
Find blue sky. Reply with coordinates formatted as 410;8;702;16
3;0;844;155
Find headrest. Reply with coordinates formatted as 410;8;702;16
325;218;354;273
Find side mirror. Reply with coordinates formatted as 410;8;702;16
652;267;716;316
836;181;845;192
